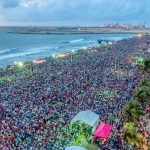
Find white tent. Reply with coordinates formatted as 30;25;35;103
65;146;87;150
71;110;99;132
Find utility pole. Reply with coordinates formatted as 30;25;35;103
71;53;73;62
115;57;117;70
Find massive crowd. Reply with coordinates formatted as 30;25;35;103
0;35;150;150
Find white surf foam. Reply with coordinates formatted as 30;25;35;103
0;50;44;60
0;49;13;54
69;39;84;43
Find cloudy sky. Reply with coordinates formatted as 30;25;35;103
0;0;149;26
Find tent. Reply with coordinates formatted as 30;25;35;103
94;122;113;139
135;57;144;65
65;146;87;150
71;110;99;132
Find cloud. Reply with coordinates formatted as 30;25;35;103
19;0;50;8
0;0;20;8
0;0;149;26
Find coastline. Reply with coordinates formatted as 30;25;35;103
7;30;150;35
1;31;136;68
0;39;117;84
0;38;119;69
1;26;150;34
0;44;103;70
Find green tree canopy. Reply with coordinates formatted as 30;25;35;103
123;123;141;145
123;122;144;148
137;85;150;103
123;100;144;122
144;58;150;71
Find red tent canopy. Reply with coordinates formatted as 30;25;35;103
146;108;150;113
94;122;113;139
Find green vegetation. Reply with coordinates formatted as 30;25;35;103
122;57;150;149
137;58;150;104
71;135;88;147
123;100;144;123
123;122;142;145
137;85;150;103
143;58;150;71
70;121;92;147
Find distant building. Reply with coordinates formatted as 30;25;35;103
102;23;147;30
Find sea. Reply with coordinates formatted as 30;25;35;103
0;30;135;67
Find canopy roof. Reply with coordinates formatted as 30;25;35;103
135;57;144;64
65;146;87;150
94;122;113;139
71;110;99;127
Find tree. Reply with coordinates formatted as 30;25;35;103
144;58;150;71
141;58;150;81
137;85;150;103
123;100;144;122
123;122;142;146
141;79;150;87
70;121;92;147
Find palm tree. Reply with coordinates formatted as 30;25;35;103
123;100;144;122
122;122;142;146
137;85;150;103
141;58;150;81
141;79;150;87
143;58;150;71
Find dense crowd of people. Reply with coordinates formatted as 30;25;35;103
0;35;150;149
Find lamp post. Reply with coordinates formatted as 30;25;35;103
115;57;117;70
71;49;75;62
52;54;56;59
14;61;24;73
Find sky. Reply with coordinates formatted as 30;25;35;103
0;0;149;26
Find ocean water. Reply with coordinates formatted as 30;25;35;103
0;31;135;67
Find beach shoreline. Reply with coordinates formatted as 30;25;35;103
0;36;127;79
0;40;113;70
1;31;136;68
